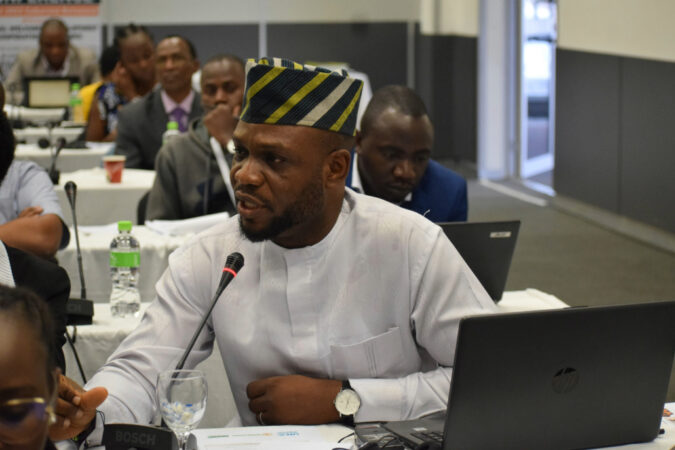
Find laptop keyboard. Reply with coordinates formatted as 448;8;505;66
411;430;443;443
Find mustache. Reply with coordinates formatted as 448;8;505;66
234;187;272;209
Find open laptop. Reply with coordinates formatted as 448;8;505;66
384;300;675;450
23;76;77;108
439;220;520;301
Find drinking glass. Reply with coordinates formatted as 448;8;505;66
157;369;208;450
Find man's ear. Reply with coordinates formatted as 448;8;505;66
325;148;351;185
354;130;363;154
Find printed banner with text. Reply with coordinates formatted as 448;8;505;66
0;0;102;82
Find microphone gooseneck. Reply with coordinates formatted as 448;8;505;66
48;137;67;185
65;181;86;301
174;252;244;372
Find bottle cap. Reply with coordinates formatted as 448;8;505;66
117;220;132;232
167;121;179;131
71;82;80;90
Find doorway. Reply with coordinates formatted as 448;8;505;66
520;0;557;189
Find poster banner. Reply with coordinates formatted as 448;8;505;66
0;1;102;82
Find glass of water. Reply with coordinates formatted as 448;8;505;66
157;369;207;450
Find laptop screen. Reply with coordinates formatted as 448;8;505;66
25;77;74;108
439;220;520;301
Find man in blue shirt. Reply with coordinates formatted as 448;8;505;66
346;85;467;223
0;84;69;259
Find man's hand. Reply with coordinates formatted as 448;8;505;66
203;103;240;148
246;375;342;425
49;374;108;441
18;206;43;218
112;62;137;101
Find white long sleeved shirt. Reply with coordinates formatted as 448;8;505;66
85;189;495;429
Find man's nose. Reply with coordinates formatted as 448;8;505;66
393;160;415;181
164;57;176;70
233;158;264;187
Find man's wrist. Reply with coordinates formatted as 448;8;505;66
71;411;103;448
334;379;360;427
71;418;96;444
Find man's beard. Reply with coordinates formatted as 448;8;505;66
239;177;325;243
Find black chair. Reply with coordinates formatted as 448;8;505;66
137;190;150;225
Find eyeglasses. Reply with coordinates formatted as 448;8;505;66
0;397;55;444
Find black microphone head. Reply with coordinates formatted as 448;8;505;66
64;181;77;203
37;137;50;149
225;252;244;273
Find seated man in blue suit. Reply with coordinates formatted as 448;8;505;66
346;85;467;222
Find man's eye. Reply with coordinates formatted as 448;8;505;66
382;150;398;160
265;154;285;165
233;147;248;160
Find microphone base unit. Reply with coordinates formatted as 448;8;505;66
102;423;191;450
66;298;94;325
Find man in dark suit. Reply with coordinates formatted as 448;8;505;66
346;85;468;223
115;35;202;169
1;242;70;371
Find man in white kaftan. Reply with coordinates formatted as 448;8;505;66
51;58;495;446
87;188;493;427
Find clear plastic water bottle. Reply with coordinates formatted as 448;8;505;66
110;220;141;317
162;120;181;146
69;82;84;122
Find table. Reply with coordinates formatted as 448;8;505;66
56;167;155;226
62;289;567;430
13;126;84;145
14;143;110;173
58;225;189;302
190;414;675;449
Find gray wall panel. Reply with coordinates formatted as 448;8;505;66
416;34;477;162
554;49;620;213
620;58;675;231
140;24;259;62
267;22;408;91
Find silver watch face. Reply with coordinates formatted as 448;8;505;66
335;388;361;416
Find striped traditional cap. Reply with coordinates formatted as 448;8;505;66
240;57;364;136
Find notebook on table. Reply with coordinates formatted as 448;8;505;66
384;300;675;450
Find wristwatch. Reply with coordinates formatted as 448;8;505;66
334;380;361;426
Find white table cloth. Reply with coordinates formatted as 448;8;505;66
14;143;110;173
56;168;155;226
58;225;189;302
62;290;567;429
192;414;675;449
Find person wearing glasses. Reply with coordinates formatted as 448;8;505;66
0;285;61;449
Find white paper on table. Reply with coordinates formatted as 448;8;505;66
145;212;230;236
190;426;351;450
85;141;115;152
78;223;119;236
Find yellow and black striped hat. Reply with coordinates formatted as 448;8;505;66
240;57;364;136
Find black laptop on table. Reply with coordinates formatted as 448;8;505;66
384;300;675;450
439;220;520;302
